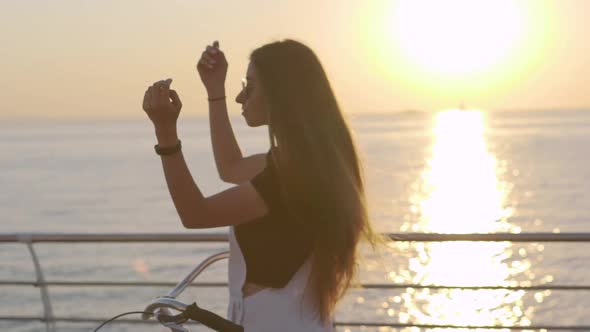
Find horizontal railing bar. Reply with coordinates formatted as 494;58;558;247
0;281;224;287
3;232;590;243
0;233;229;243
5;232;589;331
359;283;590;291
334;321;590;330
2;316;588;330
0;316;198;325
391;233;590;242
3;280;590;291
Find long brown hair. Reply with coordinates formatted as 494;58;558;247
250;39;385;323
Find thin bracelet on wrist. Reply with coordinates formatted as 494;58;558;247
208;95;226;102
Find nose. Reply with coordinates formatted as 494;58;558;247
235;89;245;104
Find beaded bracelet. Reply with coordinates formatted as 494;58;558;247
154;140;182;156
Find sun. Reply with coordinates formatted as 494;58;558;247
390;0;527;76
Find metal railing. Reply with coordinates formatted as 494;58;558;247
2;232;590;331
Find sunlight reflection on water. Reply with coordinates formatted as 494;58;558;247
389;110;549;330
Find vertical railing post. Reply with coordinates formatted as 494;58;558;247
21;235;56;332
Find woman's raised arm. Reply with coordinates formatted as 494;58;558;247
197;41;244;181
142;79;268;229
155;133;268;229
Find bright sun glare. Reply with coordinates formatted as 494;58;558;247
393;110;551;327
391;0;526;75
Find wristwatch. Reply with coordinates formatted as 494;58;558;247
154;140;182;156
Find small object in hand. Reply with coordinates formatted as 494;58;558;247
154;140;182;156
156;79;172;89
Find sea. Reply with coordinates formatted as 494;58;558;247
1;109;589;331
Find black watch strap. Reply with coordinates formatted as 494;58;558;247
154;140;182;156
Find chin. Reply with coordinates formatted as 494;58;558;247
245;118;263;127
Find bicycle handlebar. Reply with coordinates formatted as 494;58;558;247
144;297;243;332
185;302;243;332
142;251;239;331
143;296;186;320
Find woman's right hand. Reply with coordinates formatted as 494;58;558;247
196;40;228;98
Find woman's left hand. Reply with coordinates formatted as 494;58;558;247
142;78;182;130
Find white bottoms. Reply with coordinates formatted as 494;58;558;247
227;226;334;332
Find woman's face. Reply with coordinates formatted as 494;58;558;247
235;62;269;127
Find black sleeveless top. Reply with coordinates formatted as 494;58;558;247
234;149;313;288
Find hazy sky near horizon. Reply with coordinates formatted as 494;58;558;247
1;0;589;120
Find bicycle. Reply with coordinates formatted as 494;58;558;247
94;251;243;332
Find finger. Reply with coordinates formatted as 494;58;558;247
201;52;216;64
210;47;226;64
158;81;171;101
143;89;150;111
145;87;156;111
198;58;207;67
152;79;172;98
153;78;171;88
149;86;159;107
169;90;182;110
198;57;213;69
213;40;219;48
152;81;164;89
206;45;218;55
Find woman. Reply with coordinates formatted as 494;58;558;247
142;39;382;331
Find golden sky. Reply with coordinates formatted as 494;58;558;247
1;0;588;120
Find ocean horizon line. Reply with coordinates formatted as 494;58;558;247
1;107;589;124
